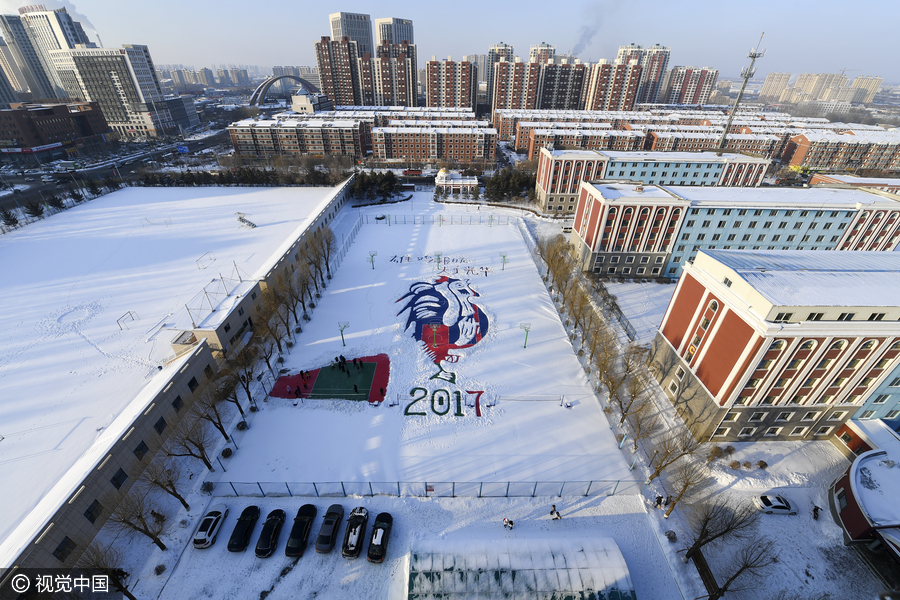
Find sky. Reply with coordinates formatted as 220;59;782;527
1;0;896;83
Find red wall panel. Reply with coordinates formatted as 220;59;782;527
695;310;754;397
661;274;705;350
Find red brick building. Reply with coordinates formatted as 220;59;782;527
315;36;361;106
425;59;476;108
527;128;643;160
784;131;900;173
371;126;496;164
491;60;541;112
810;174;900;194
0;101;109;150
649;250;900;442
228;117;363;158
582;61;642;112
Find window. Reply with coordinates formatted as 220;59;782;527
172;396;184;412
713;427;730;437
860;410;876;419
723;277;732;288
610;256;620;264
742;234;751;241
188;377;199;392
738;427;756;437
869;313;886;321
700;317;711;330
830;341;846;351
53;537;77;562
847;359;861;368
807;313;823;321
223;323;231;333
133;441;149;460
891;377;900;387
775;412;791;422
110;468;128;490
745;378;760;389
836;488;847;511
702;220;711;227
676;367;686;380
84;499;103;524
876;359;890;369
238;307;245;316
757;359;772;370
815;426;833;435
204;365;214;379
861;377;875;387
774;312;792;322
874;394;890;404
668;381;678;395
837;313;855;321
801;412;819;421
709;301;718;312
748;221;757;228
816;359;832;370
828;411;846;421
774;378;788;388
723;412;739;421
790;426;807;436
771;340;785;350
749;412;765;422
765;427;781;436
886;410;900;420
697;234;706;241
154;417;167;435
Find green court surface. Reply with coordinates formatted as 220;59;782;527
310;362;377;401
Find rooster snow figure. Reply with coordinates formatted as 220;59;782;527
396;276;489;383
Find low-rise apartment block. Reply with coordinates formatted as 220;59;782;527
371;126;496;164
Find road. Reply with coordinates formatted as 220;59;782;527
0;133;229;212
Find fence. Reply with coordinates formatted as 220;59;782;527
362;213;513;226
332;214;363;270
214;479;641;498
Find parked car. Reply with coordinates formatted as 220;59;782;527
314;504;344;553
227;505;261;552
285;504;317;558
752;494;796;515
255;509;286;558
366;512;393;563
192;504;228;549
24;177;34;181
341;507;369;559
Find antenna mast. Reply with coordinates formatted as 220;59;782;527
717;33;765;151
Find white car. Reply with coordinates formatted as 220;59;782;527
752;494;796;515
193;504;229;548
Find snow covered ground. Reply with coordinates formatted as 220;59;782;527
604;281;677;346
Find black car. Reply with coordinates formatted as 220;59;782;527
285;504;318;558
341;507;369;559
314;504;344;553
227;506;261;552
255;509;286;558
366;512;393;563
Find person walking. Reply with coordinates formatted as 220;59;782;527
655;495;663;509
550;505;556;516
353;384;358;394
552;511;562;520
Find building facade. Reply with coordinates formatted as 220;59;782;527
329;12;373;57
615;44;669;104
0;101;108;148
569;182;900;278
648;250;900;443
373;17;413;45
529;43;556;64
425;58;476;108
0;14;57;99
660;66;719;105
850;76;882;104
583;61;642;111
486;42;514;109
491;59;540;112
315;36;361;106
371;126;496;164
784;131;900;173
535;148;769;213
228;118;362;158
759;72;791;102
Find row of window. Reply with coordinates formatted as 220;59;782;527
772;311;888;323
713;425;832;437
683;219;843;231
689;208;848;218
680;233;837;245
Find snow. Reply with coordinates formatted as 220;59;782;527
0;184;346;567
603;281;676;346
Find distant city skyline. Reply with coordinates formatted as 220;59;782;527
1;0;895;83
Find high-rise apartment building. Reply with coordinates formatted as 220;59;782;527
536;62;588;110
794;73;847;101
0;14;57;99
463;54;488;83
616;43;670;104
216;69;232;87
491;59;541;111
316;37;417;107
229;68;250;86
529;43;556;64
582;60;642;111
0;38;28;93
486;42;514;108
329;12;373;57
51;44;177;137
759;72;791;101
374;17;413;45
661;66;719;104
315;36;361;106
196;67;215;86
426;58;476;108
359;41;417;106
851;76;882;103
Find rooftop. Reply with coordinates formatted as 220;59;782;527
847;419;900;527
584;181;679;201
667;185;897;207
814;174;900;186
0;185;344;567
700;250;900;309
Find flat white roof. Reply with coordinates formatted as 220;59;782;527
230;118;360;128
585;181;679;200
0;185;342;567
701;250;900;308
815;174;900;186
667;185;896;207
373;127;497;134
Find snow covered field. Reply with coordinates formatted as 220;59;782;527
604;281;677;346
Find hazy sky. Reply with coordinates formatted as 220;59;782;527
3;0;896;83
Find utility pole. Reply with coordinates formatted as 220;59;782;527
717;33;765;152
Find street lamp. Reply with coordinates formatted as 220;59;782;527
338;321;349;347
500;252;508;271
520;323;531;348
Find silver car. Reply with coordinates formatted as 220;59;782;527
193;504;229;548
752;494;796;515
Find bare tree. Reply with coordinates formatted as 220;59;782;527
663;462;711;518
193;389;232;442
682;497;759;563
230;343;260;406
627;400;661;452
275;269;305;326
648;429;701;481
214;371;246;419
76;541;138;600
105;488;170;550
709;538;778;600
311;227;338;279
257;337;278;378
165;418;215;472
256;289;289;353
139;454;191;511
616;374;649;426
